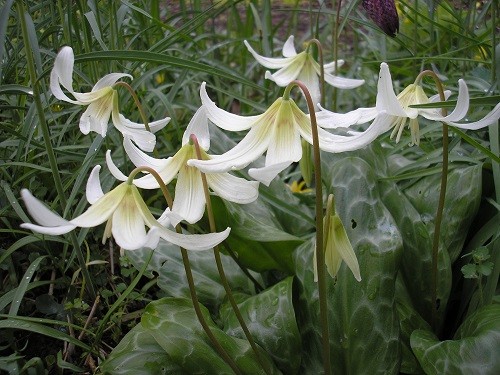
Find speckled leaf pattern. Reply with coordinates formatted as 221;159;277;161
141;298;281;375
411;304;500;374
126;240;261;311
100;324;184;375
294;157;403;374
219;277;301;374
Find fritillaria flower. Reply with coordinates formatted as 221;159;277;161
244;36;364;106
317;62;500;146
50;46;169;151
362;0;399;37
187;82;379;186
314;195;361;282
106;107;259;224
21;166;230;251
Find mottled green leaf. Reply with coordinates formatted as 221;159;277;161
141;298;280;375
100;324;183;375
125;240;260;311
220;277;301;374
294;157;403;374
411;304;500;374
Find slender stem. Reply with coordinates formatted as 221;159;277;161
415;70;448;331
190;135;271;374
289;80;330;374
130;166;241;374
114;81;151;133
17;3;96;300
179;248;241;374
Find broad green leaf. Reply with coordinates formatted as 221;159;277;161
125;240;261;311
141;298;280;375
220;277;301;374
410;304;500;374
100;324;183;375
294;157;403;374
212;196;303;273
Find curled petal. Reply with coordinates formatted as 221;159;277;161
156;227;231;251
265;52;307;86
323;73;365;89
21;222;76;236
112;112;157;152
182;106;210;150
421;79;470;122
207;173;259;203
316;106;378;129
249;161;293;186
91;73;132;91
200;82;259;131
282;35;298;57
106;150;129;182
244;40;296;69
123;137;169;170
323;60;345;73
376;63;407;116
20;189;72;228
86;165;104;204
445;102;500;130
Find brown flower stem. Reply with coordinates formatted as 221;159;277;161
114;81;151;133
414;70;448;331
128;166;241;374
287;80;330;375
190;135;271;375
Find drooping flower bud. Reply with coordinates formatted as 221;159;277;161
362;0;399;37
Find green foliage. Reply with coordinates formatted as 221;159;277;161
0;0;498;374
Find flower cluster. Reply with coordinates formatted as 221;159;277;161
21;37;499;281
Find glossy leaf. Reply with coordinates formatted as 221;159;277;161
141;298;280;374
220;277;301;374
294;156;403;374
411;304;500;374
100;324;183;375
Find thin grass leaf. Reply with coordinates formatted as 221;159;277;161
8;256;46;316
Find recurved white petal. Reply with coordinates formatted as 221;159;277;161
265;52;307;86
445;102;500;130
200;82;259;131
92;73;132;91
244;40;296;69
112;112;157;152
206;173;259;203
323;60;345;73
86;165;104;204
105;150;128;182
20;222;76;236
172;166;205;224
188;122;271;173
156;226;231;251
50;47;80;104
376;63;407;116
421;79;470;122
182;106;210;150
249;160;293;186
20;189;71;227
123;137;169;170
323;72;365;89
282;35;297;57
316;106;377;129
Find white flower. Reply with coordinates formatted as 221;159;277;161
20;166;230;251
244;35;364;106
106;107;259;224
50;46;170;151
187;82;380;186
317;62;500;146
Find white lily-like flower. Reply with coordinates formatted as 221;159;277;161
20;166;230;251
317;62;500;145
244;35;364;106
187;82;383;186
106;107;259;224
50;46;170;151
